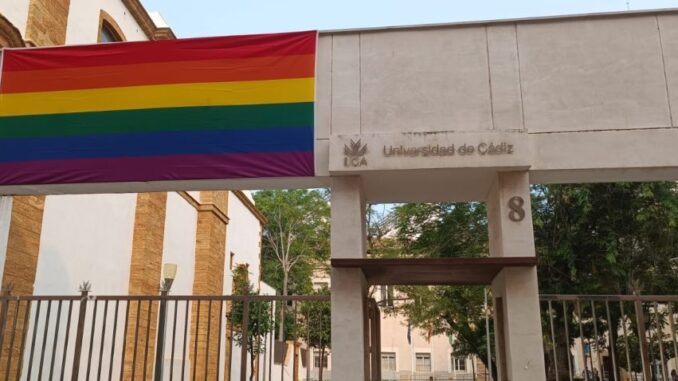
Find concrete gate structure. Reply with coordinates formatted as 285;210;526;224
4;8;678;381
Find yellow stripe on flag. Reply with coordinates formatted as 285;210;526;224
0;77;315;117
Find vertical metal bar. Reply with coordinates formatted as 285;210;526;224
131;300;142;380
108;300;120;381
49;300;63;381
204;300;212;381
619;301;632;380
305;303;310;381
119;301;131;381
279;300;284;381
181;300;189;381
268;301;274;381
633;296;651;381
605;301;618;381
484;289;492;381
216;300;223;381
240;298;250;381
71;290;90;381
169;300;178;381
668;302;678;376
590;301;604;379
193;300;201;381
654;302;668;380
143;300;152;381
155;291;169;381
576;300;589;381
16;300;31;381
5;300;19;381
37;300;51;380
26;300;42;380
60;300;74;381
86;299;99;379
563;301;573;381
97;300;109;381
548;301;559;381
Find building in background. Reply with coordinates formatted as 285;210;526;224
312;269;487;381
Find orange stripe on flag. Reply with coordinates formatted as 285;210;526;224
1;54;316;94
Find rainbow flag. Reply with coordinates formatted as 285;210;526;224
0;31;316;186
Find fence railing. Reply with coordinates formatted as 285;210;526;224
0;289;330;381
540;294;678;381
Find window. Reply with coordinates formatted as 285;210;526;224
97;11;126;43
99;22;122;43
381;352;396;372
452;356;467;372
415;353;431;372
314;350;328;369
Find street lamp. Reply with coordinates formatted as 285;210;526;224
161;263;177;292
154;263;177;380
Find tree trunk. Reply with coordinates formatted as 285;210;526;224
279;271;288;341
250;346;257;381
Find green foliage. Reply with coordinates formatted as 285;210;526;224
253;189;330;295
229;263;273;379
385;182;678;380
300;287;331;349
533;182;678;295
300;287;331;381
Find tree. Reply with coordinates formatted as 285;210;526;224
385;182;678;381
532;182;678;380
253;189;330;343
229;264;273;381
383;202;498;378
300;287;331;381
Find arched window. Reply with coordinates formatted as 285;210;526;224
98;11;126;43
99;21;122;42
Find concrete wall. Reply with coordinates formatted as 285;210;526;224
65;0;148;44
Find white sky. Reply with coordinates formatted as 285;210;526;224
141;0;678;37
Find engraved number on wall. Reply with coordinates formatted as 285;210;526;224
508;196;525;222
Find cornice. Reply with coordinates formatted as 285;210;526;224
233;191;268;225
177;191;230;225
121;0;176;40
0;14;26;47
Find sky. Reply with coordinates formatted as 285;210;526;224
141;0;678;38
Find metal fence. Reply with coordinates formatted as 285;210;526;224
0;288;330;381
540;295;678;381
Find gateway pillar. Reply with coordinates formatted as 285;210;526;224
487;171;546;380
330;176;370;380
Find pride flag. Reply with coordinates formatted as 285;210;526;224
0;31;316;186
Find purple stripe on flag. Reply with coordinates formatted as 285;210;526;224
0;151;314;185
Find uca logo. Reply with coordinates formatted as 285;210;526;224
343;139;368;167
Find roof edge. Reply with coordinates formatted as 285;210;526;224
320;7;678;35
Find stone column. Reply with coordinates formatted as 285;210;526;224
486;171;545;381
330;176;370;380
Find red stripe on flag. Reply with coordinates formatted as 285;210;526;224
1;31;317;72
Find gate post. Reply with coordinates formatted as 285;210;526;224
487;171;546;380
330;176;370;381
